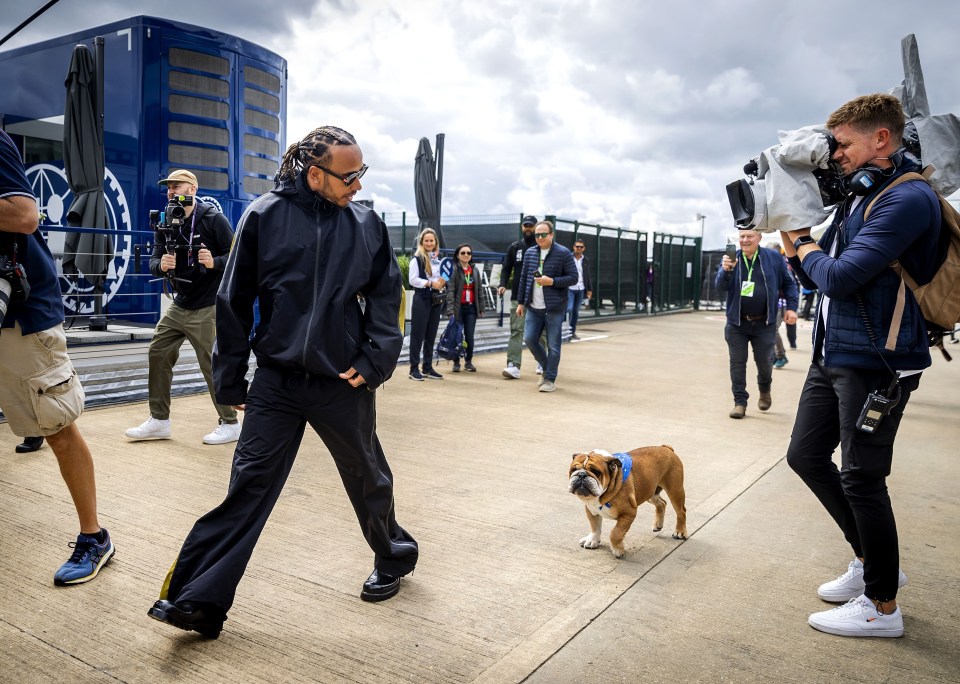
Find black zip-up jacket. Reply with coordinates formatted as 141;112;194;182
149;202;234;309
498;234;536;301
213;171;402;404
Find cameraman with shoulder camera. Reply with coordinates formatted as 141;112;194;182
125;170;239;445
0;130;114;585
781;94;940;638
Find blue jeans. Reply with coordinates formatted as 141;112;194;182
567;289;585;334
460;303;477;362
724;319;776;406
523;307;563;381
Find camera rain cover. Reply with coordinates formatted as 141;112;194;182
730;126;837;233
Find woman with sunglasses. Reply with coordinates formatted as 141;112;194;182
444;243;485;372
407;228;446;380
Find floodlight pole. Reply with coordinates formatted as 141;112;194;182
435;133;445;247
694;213;707;311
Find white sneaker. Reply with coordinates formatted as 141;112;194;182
808;594;903;638
539;380;556;392
536;364;543;375
125;417;171;440
203;422;242;445
818;558;908;603
502;363;520;379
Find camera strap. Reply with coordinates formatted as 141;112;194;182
854;292;900;396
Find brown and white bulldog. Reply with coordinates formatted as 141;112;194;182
568;446;688;558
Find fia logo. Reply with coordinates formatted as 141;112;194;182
25;163;132;316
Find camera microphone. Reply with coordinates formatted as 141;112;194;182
743;159;759;176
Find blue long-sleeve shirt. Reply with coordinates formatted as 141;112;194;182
789;163;940;370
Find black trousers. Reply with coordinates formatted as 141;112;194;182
165;366;419;615
409;289;442;370
786;362;920;602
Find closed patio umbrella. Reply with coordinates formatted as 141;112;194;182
414;134;445;248
61;42;113;320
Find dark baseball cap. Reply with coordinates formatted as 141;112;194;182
521;215;538;226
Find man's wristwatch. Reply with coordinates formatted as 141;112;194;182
793;235;817;251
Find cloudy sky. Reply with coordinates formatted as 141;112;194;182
3;0;958;247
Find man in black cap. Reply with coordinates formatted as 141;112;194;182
498;215;540;378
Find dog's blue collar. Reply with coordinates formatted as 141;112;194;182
598;452;633;509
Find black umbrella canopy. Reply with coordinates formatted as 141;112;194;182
62;42;112;279
414;136;443;247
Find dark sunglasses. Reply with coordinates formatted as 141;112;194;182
313;163;368;186
574;245;585;249
534;232;550;238
459;250;472;256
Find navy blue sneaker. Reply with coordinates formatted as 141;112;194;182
54;529;114;586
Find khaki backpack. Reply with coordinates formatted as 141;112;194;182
864;169;960;359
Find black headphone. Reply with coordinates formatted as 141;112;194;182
846;148;909;196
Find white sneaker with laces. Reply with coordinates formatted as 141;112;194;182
818;558;908;602
808;594;903;637
539;380;556;392
502;363;520;379
536;364;543;375
125;417;171;440
203;421;242;445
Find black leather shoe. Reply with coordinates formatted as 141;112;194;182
15;436;44;453
148;599;224;638
360;569;401;602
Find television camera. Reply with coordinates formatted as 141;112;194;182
0;252;30;328
149;194;199;287
725;124;927;234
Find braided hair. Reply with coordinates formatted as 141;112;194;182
276;126;357;184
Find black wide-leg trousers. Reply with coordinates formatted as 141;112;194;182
165;366;419;615
785;361;920;602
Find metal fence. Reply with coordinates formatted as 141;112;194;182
40;225;162;330
385;213;704;321
33;214;706;338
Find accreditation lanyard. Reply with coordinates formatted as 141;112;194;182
740;251;758;297
181;211;198;266
536;255;545;288
463;265;474;303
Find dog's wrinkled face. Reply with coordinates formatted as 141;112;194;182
568;450;617;499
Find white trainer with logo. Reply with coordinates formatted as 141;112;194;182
125;417;171;440
818;558;908;602
502;362;520;379
203;421;242;445
808;594;903;638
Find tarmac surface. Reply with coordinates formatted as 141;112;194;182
1;312;958;683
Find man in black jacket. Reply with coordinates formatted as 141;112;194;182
567;238;593;340
149;127;418;639
125;170;239;445
497;215;538;378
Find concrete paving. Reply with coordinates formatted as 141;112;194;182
0;312;957;683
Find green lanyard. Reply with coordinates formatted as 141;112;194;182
742;251;758;282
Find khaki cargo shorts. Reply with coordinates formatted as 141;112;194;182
0;323;85;437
